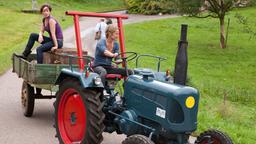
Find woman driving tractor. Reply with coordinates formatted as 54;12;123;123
93;24;132;86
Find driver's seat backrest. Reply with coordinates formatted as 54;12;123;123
105;74;122;80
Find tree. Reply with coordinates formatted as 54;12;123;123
32;0;37;10
179;0;239;49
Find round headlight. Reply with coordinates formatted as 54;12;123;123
185;96;195;109
94;77;102;85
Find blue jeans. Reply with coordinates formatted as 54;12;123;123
23;33;63;63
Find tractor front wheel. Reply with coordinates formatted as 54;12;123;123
195;129;233;144
21;81;35;117
54;78;105;144
122;134;155;144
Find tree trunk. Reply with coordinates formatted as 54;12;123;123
32;0;36;10
219;17;226;49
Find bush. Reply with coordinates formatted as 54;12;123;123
125;0;177;15
234;0;256;7
248;0;256;6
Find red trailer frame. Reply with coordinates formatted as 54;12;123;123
65;11;129;71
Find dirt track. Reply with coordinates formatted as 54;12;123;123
0;11;178;143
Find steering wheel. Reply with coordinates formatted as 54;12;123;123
110;52;137;77
116;52;138;62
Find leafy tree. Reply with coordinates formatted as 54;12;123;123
178;0;240;48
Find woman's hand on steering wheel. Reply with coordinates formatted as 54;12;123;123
116;52;138;62
114;59;123;65
111;52;137;68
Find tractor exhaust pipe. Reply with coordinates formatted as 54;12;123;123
174;24;188;85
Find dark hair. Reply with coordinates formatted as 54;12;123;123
40;4;52;13
106;18;112;25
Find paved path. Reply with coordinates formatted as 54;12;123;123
0;11;181;144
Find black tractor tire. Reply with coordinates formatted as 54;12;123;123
21;81;35;117
54;78;105;144
195;129;233;144
122;134;155;144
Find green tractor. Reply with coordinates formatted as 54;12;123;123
12;11;233;144
54;12;233;144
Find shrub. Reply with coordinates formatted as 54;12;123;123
248;0;256;6
234;0;256;7
125;0;177;15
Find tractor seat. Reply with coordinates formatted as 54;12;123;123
105;74;122;80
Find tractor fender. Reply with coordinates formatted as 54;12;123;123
55;68;104;89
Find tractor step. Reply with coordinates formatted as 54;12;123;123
34;94;55;99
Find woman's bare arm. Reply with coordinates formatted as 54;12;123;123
38;24;45;43
104;50;118;58
49;19;58;50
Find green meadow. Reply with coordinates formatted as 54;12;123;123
124;7;256;144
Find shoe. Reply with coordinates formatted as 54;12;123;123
16;54;27;59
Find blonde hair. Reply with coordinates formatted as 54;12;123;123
106;24;119;38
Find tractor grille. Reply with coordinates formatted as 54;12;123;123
168;99;184;123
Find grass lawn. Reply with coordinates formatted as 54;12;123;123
0;0;126;74
124;7;256;144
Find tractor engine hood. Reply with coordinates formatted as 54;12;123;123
123;75;199;133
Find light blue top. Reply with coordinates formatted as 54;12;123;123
93;39;119;67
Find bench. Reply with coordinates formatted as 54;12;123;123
43;48;88;64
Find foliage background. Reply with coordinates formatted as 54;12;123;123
125;0;178;15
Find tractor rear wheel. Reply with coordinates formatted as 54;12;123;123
122;134;155;144
54;78;105;144
195;129;233;144
21;81;35;117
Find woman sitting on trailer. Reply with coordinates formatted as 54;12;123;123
18;4;63;96
18;4;63;64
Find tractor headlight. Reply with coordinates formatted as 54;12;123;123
93;77;102;85
185;96;195;109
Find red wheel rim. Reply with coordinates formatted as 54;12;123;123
58;88;87;143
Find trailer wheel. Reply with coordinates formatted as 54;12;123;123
54;78;105;144
21;81;35;117
196;129;233;144
122;134;155;144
